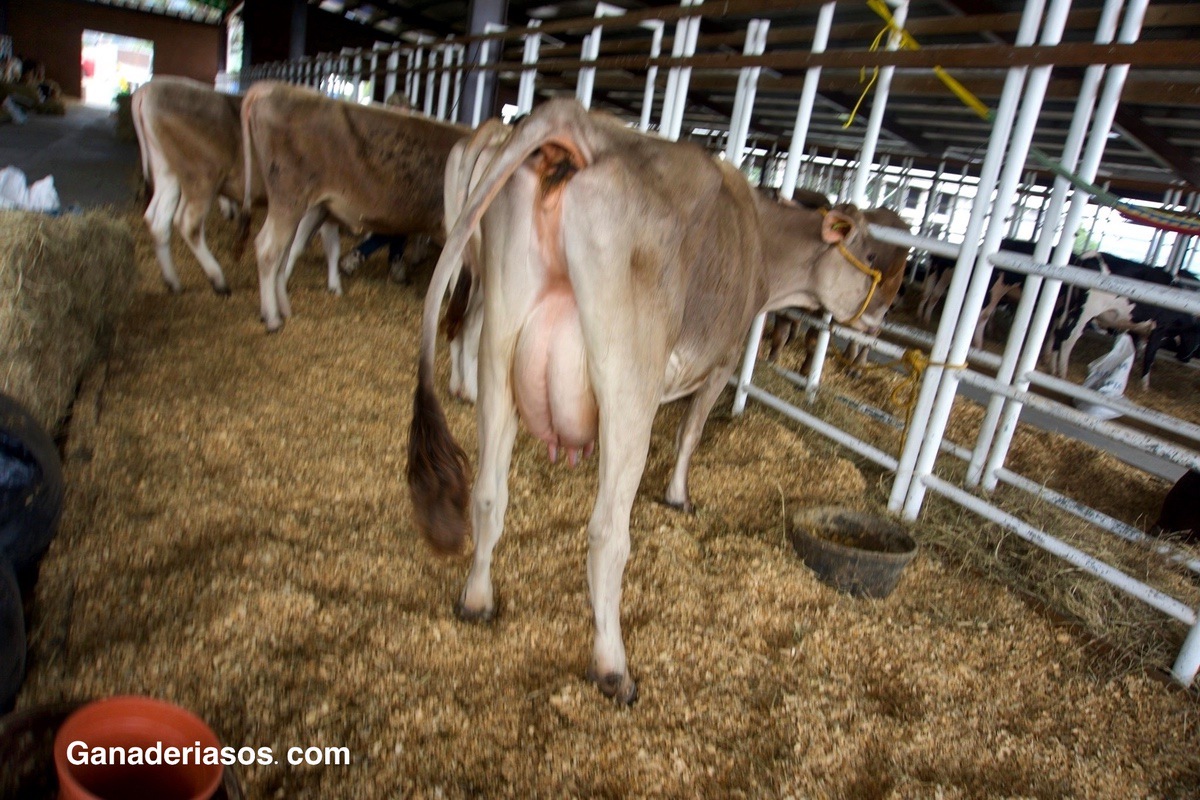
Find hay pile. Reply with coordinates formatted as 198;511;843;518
15;214;1200;797
0;210;135;433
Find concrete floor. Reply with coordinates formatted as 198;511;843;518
0;101;141;210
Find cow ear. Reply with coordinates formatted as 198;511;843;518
821;209;855;244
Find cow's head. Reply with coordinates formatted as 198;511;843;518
814;204;910;330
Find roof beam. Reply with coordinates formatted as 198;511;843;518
1113;108;1200;188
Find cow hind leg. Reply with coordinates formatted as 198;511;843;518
254;213;300;332
145;181;183;293
177;197;230;295
275;208;331;320
318;222;342;295
457;330;521;622
664;363;737;512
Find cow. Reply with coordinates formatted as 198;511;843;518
767;207;911;370
914;239;1073;347
1046;251;1199;388
1153;470;1200;544
407;99;907;704
131;76;339;296
240;81;467;331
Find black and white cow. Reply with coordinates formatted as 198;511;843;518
1047;252;1200;388
915;239;1081;348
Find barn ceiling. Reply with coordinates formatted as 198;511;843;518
304;0;1200;200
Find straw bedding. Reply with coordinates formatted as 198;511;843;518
16;214;1200;798
0;210;134;433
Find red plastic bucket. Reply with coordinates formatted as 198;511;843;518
52;696;224;800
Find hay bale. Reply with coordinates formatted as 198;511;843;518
0;211;135;432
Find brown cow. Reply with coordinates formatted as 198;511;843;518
240;81;467;331
408;99;901;704
768;206;911;369
131;76;339;295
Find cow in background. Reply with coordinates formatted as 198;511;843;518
1046;251;1199;387
1153;470;1200;544
240;81;467;331
131;77;339;295
408;99;908;704
914;239;1083;348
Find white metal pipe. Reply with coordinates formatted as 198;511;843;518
385;49;399;101
950;0;1072;488
732;312;768;415
849;0;907;208
922;474;1196;626
989;253;1200;315
743;385;899;470
659;2;690;137
907;0;1075;509
437;47;452;119
994;467;1200;573
1146;187;1176;265
779;1;835;201
888;0;1047;515
1171;622;1200;687
805;312;835;399
424;48;438;115
666;0;702;140
405;50;416;103
451;43;464;118
638;21;664;132
517;22;542;114
980;0;1141;491
955;368;1200;473
725;20;769;167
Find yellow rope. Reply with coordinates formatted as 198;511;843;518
827;344;966;448
845;0;992;129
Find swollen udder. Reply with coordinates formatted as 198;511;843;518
512;288;598;465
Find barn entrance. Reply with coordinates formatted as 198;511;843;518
80;30;153;107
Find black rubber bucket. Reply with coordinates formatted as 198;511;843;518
0;392;64;713
788;507;917;599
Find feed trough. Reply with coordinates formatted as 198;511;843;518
789;507;917;599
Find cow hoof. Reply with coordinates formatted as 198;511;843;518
264;320;283;335
213;284;231;297
455;599;495;624
165;282;183;295
328;286;343;297
587;667;638;705
660;497;694;514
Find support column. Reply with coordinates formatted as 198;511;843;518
457;0;509;125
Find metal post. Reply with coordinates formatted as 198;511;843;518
906;0;1070;514
951;0;1075;489
1147;188;1180;266
888;0;1047;515
979;0;1149;492
385;49;399;102
733;1;835;415
437;44;453;119
638;21;665;131
849;0;907;208
1167;192;1198;275
407;49;420;107
662;0;702;140
577;3;626;109
424;47;438;116
725;19;770;167
517;21;543;114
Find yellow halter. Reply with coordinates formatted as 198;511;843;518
821;209;883;325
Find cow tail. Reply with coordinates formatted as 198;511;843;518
234;91;256;259
408;99;592;554
130;88;152;211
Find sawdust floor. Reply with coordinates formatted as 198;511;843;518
18;216;1200;798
